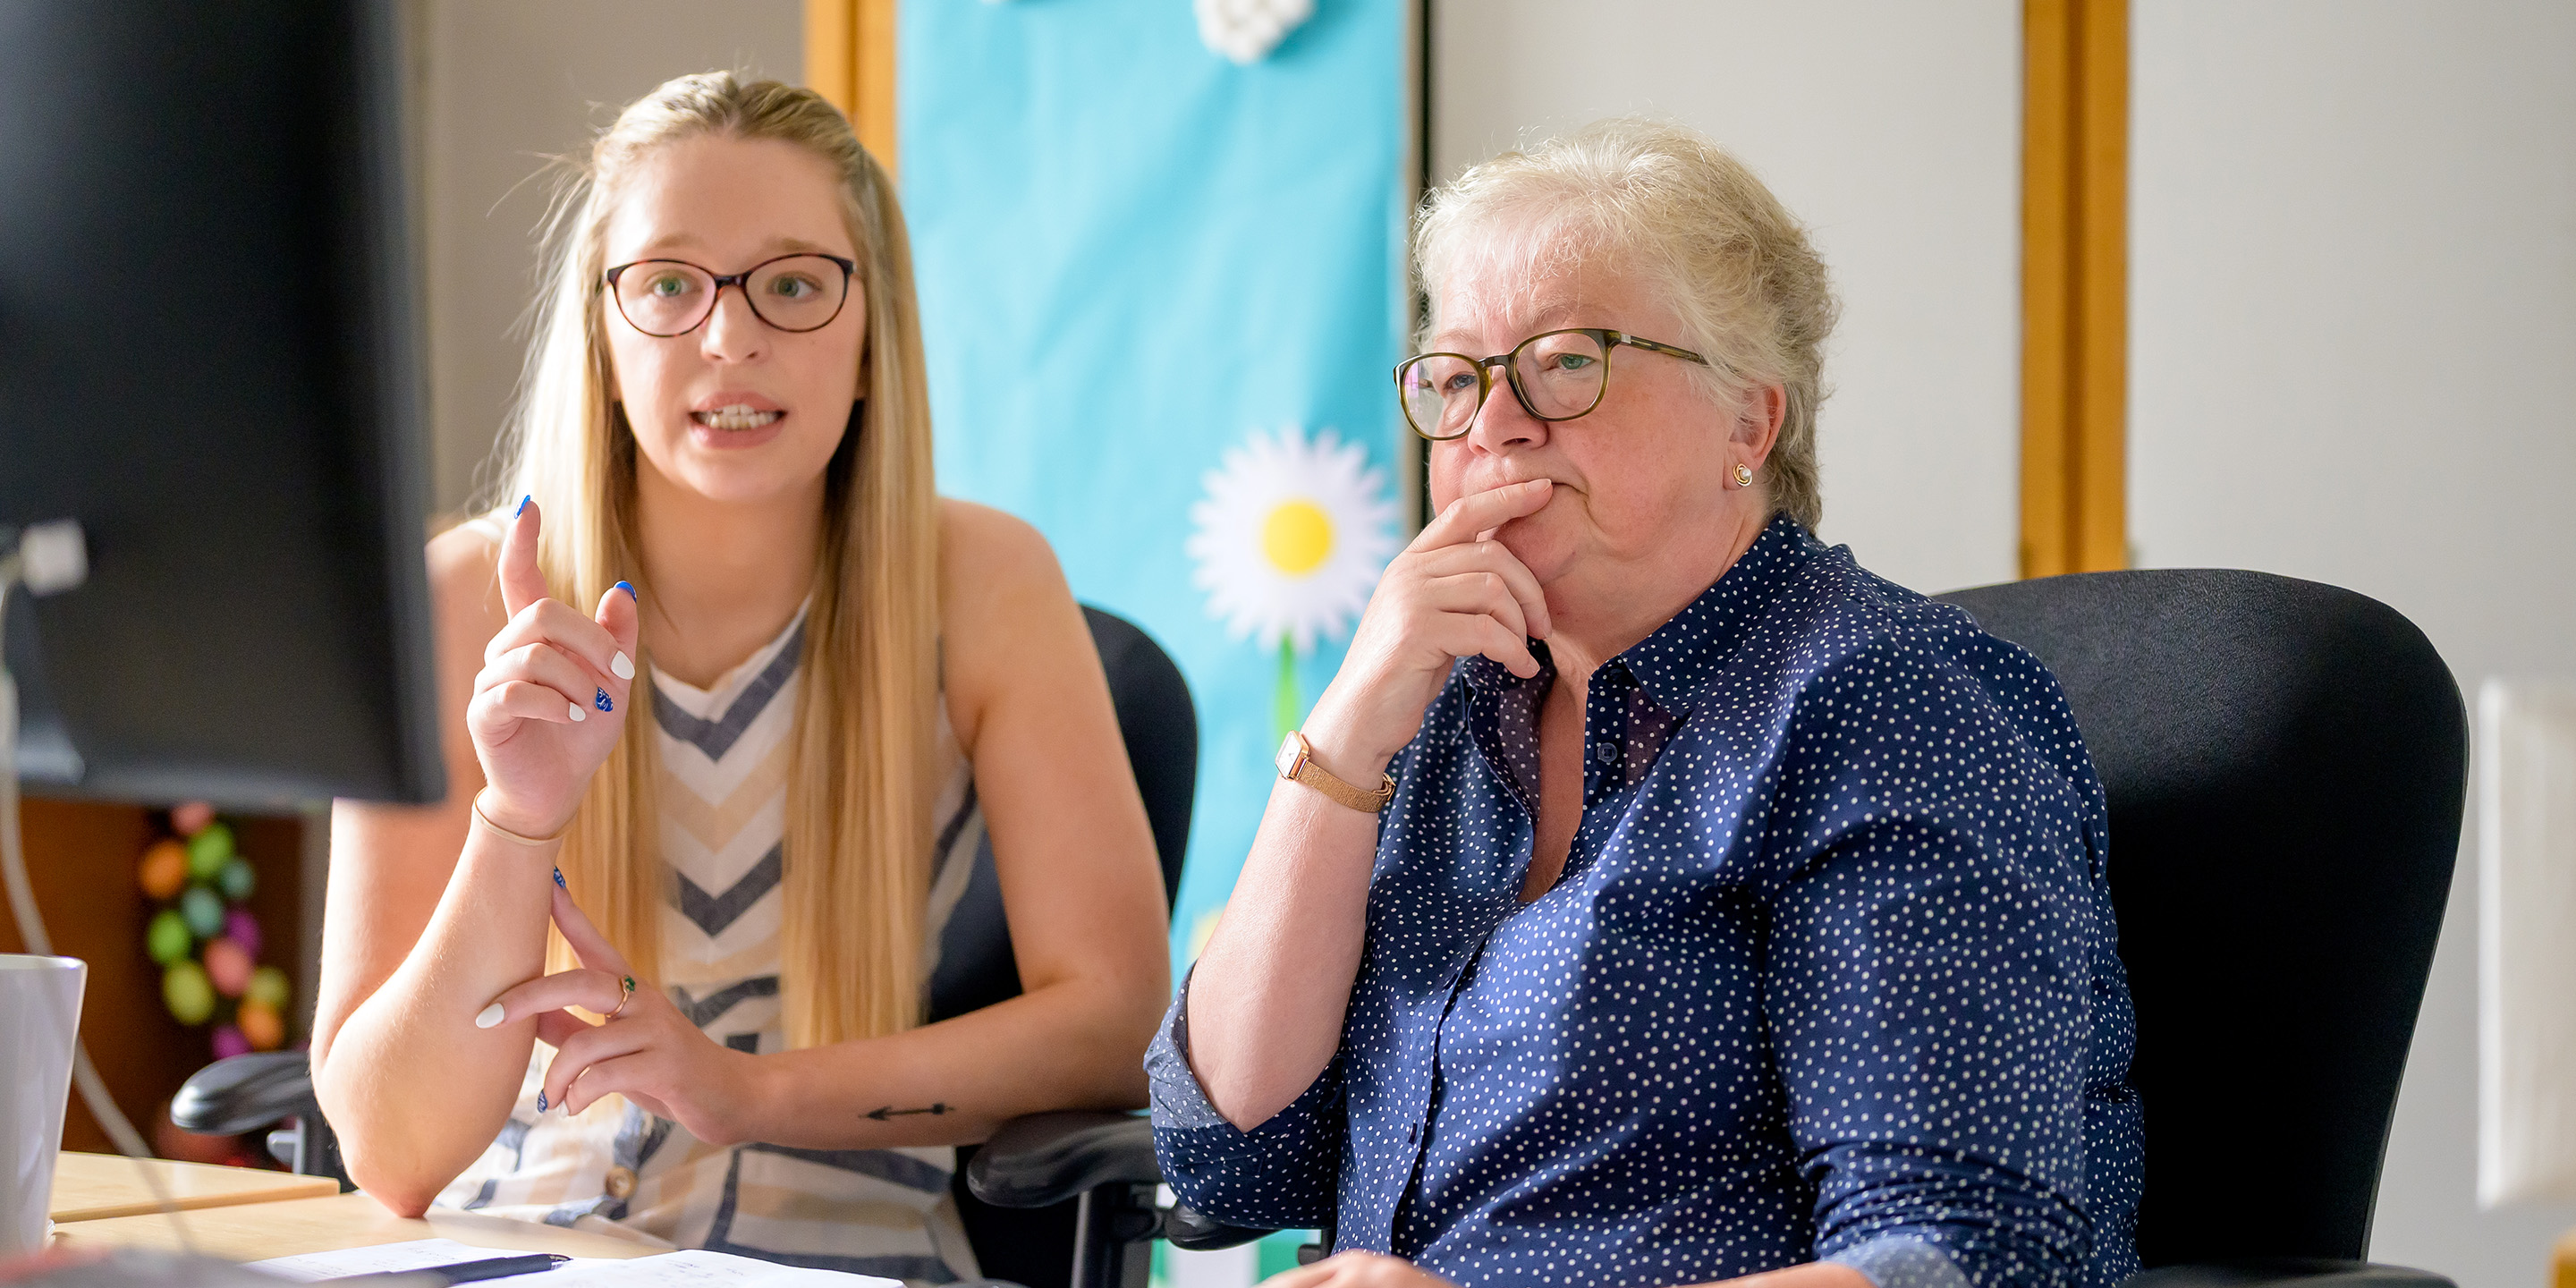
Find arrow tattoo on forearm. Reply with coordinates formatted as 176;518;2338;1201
865;1103;953;1121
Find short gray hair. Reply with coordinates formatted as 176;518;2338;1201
1415;117;1840;530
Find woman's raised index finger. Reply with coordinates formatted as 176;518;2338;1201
1411;479;1552;552
496;496;549;619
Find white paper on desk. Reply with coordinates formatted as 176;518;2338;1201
250;1239;901;1288
555;1251;902;1288
252;1239;504;1281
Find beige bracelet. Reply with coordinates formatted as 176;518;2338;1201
471;792;570;846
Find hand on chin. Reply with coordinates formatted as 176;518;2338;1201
1476;494;1567;581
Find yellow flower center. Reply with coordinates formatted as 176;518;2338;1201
1262;499;1335;575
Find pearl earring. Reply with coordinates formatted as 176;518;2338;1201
1733;462;1755;487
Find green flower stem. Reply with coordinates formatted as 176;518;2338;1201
1275;636;1299;741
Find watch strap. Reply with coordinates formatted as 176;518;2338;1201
1280;732;1396;814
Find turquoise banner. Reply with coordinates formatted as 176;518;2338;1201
902;0;1411;980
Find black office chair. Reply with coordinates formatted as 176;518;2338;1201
973;569;2489;1288
1936;570;2466;1288
176;606;1202;1288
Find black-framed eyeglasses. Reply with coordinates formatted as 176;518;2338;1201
1394;327;1710;441
601;253;858;337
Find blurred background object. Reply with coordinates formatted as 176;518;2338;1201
2479;681;2576;1207
0;804;309;1159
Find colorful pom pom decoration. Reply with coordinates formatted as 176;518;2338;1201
179;886;226;939
134;805;293;1056
138;840;189;901
236;999;284;1052
164;960;216;1025
185;822;234;881
146;910;193;965
246;965;292;1010
203;936;253;997
225;908;263;959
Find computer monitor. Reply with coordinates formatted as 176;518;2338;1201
0;0;445;808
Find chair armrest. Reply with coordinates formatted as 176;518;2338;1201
964;1111;1281;1254
169;1051;317;1136
1163;1203;1272;1252
966;1111;1161;1208
2123;1260;2456;1288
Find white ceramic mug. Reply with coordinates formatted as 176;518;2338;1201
0;953;87;1256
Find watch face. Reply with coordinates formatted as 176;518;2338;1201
1275;733;1304;778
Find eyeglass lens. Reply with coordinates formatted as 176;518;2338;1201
1399;330;1610;439
612;256;850;336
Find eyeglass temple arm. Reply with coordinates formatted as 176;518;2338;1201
1609;332;1709;366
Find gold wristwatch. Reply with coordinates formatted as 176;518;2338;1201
1276;731;1396;814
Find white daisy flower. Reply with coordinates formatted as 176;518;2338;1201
1186;425;1400;657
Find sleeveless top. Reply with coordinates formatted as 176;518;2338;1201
435;522;987;1284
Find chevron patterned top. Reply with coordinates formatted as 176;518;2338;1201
436;560;987;1284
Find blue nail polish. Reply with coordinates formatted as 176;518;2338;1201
595;687;614;713
553;867;566;889
515;494;531;518
536;1092;547;1113
614;580;636;600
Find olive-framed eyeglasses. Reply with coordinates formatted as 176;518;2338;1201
601;253;859;338
1394;327;1710;441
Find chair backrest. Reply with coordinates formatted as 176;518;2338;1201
927;606;1195;1024
1935;570;2465;1267
935;606;1196;1288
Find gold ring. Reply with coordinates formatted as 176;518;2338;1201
606;974;636;1021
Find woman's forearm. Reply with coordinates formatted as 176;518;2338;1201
312;824;557;1214
1180;711;1386;1130
739;965;1165;1149
1182;482;1555;1132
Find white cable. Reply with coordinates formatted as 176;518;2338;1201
3;536;195;1248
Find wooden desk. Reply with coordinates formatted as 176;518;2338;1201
48;1191;657;1262
49;1152;341;1223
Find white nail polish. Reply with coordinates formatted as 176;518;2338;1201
570;701;586;723
611;651;635;681
475;1003;504;1029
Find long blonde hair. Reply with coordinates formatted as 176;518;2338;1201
490;72;939;1047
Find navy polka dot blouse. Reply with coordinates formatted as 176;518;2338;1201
1148;516;2143;1288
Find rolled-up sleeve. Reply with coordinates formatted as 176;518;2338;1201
1146;972;1347;1231
1770;809;2097;1288
1765;640;2103;1288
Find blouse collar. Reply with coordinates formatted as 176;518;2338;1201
1461;513;1823;716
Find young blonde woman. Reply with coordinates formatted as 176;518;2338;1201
308;73;1170;1280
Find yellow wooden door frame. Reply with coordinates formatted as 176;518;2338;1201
807;0;900;175
2021;0;2128;577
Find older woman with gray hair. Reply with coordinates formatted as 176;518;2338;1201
1148;118;2142;1288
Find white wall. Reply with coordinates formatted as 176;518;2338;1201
2129;4;2576;1286
1431;0;2025;594
412;1;802;517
